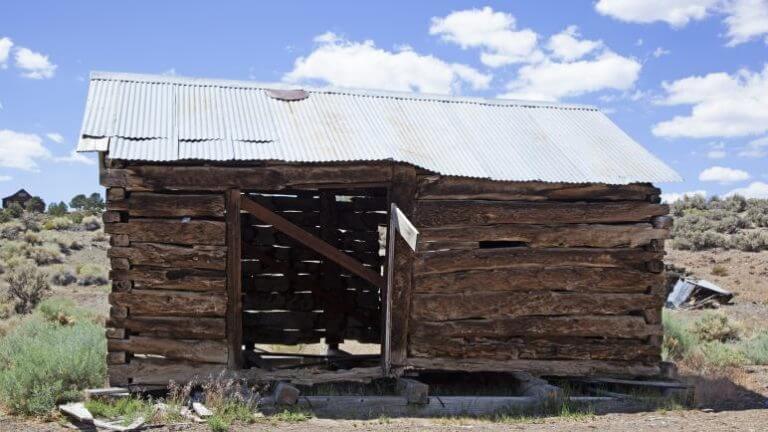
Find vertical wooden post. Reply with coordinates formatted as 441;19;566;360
386;164;417;373
225;189;243;369
319;191;344;349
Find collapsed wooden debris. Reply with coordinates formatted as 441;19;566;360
667;277;733;309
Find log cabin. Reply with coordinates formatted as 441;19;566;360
76;71;681;387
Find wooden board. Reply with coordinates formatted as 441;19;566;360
116;192;225;217
108;316;226;339
405;357;660;377
110;290;227;317
225;189;243;369
105;219;225;245
411;291;659;321
417;177;659;202
110;267;226;292
108;337;228;364
411;316;660;339
108;243;227;270
414;248;664;274
414;267;663;294
414;200;668;228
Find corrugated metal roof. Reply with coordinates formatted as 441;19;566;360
78;71;681;184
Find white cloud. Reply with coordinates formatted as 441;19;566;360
660;189;707;203
14;47;57;79
0;37;12;69
546;26;603;61
284;33;491;94
0;129;51;171
726;181;768;198
652;64;768;138
500;51;641;101
54;149;95;165
739;136;768;157
46;132;64;143
429;7;539;67
723;0;768;46
596;0;768;46
653;47;671;58
595;0;717;27
0;175;11;182
699;166;751;183
707;149;727;159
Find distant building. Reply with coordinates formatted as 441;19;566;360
2;189;32;209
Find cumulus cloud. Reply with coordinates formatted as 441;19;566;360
698;166;751;183
283;32;491;94
0;129;51;171
739;136;768;157
653;47;671;58
429;7;539;67
596;0;768;46
546;26;603;61
14;47;57;79
660;189;707;203
726;181;768;198
46;132;64;143
652;64;768;138
0;37;12;69
500;51;641;101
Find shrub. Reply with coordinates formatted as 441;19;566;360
741;333;768;365
5;265;50;314
42;217;74;231
731;231;768;252
51;270;77;286
92;230;108;242
712;215;747;234
26;245;63;266
711;264;729;276
662;310;696;361
673;230;729;251
47;201;68;217
688;342;747;368
77;263;107;286
23;231;42;245
0;221;25;241
710;195;747;213
6;202;24;218
0;241;28;264
0;209;11;223
85;397;153;426
745;200;768;227
691;313;740;343
81;215;102;231
69;240;84;251
20;213;41;232
0;311;106;415
68;212;85;224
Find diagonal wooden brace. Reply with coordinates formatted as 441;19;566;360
240;195;385;289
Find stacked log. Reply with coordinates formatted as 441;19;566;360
406;176;669;377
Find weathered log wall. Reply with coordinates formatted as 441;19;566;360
405;175;669;377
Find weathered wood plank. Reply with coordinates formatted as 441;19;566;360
411;316;660;339
108;337;228;364
405;357;660;377
419;223;668;249
108;243;227;270
225;189;243;369
108;316;226;339
414;267;663;294
409;336;659;362
110;290;227;317
125;193;225;217
414;248;664;275
107;187;126;202
411;292;658;321
109;358;227;386
414;200;669;228
100;164;392;191
105;219;225;245
417;177;660;202
111;267;226;292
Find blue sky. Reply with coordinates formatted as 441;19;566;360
1;0;767;204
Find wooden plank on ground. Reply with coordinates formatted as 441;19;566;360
414;200;668;228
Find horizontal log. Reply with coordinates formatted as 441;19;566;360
411;316;660;339
414;200;668;228
108;337;228;363
114;192;225;217
108;316;226;339
409;336;659;362
418;223;668;249
242;366;383;386
100;163;392;191
105;219;225;246
110;290;227;317
108;243;226;270
411;292;659;321
417;177;659;202
107;187;126;201
110;258;130;271
405;358;660;377
415;248;664;275
111;267;226;292
414;267;663;294
109;358;227;386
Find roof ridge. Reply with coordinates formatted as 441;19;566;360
89;71;599;112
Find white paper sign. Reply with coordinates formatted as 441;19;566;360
392;204;419;251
